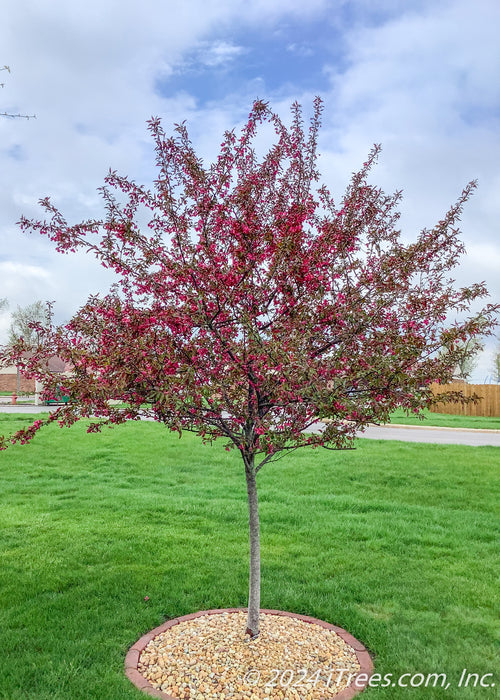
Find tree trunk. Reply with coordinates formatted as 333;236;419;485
244;455;261;638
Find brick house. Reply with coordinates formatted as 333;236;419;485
0;357;68;393
0;365;35;392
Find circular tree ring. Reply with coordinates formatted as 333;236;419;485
125;608;373;699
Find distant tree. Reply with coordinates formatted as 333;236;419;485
8;301;51;392
8;300;51;348
440;338;484;381
1;66;35;120
493;338;500;383
1;99;498;638
0;299;8;366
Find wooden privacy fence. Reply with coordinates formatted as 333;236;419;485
430;382;500;417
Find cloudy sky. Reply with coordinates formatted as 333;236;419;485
1;0;499;381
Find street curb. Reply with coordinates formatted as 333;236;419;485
372;423;500;434
125;608;374;699
321;418;500;434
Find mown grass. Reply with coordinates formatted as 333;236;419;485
387;407;500;430
0;414;498;699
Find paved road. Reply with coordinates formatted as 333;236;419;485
1;405;499;446
0;405;53;412
358;423;500;447
289;421;500;447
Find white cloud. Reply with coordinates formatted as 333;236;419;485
318;1;500;287
197;41;246;68
286;43;314;58
0;261;49;280
466;244;500;275
0;261;53;315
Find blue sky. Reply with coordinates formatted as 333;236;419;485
154;22;343;103
0;0;499;380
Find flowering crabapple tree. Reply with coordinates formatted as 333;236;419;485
1;99;498;638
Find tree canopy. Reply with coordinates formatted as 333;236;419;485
5;99;496;452
2;98;498;635
8;300;51;348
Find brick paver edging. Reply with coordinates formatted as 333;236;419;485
125;608;373;699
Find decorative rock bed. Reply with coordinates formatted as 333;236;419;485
125;609;373;699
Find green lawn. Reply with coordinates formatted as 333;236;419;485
0;414;498;699
386;408;500;430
